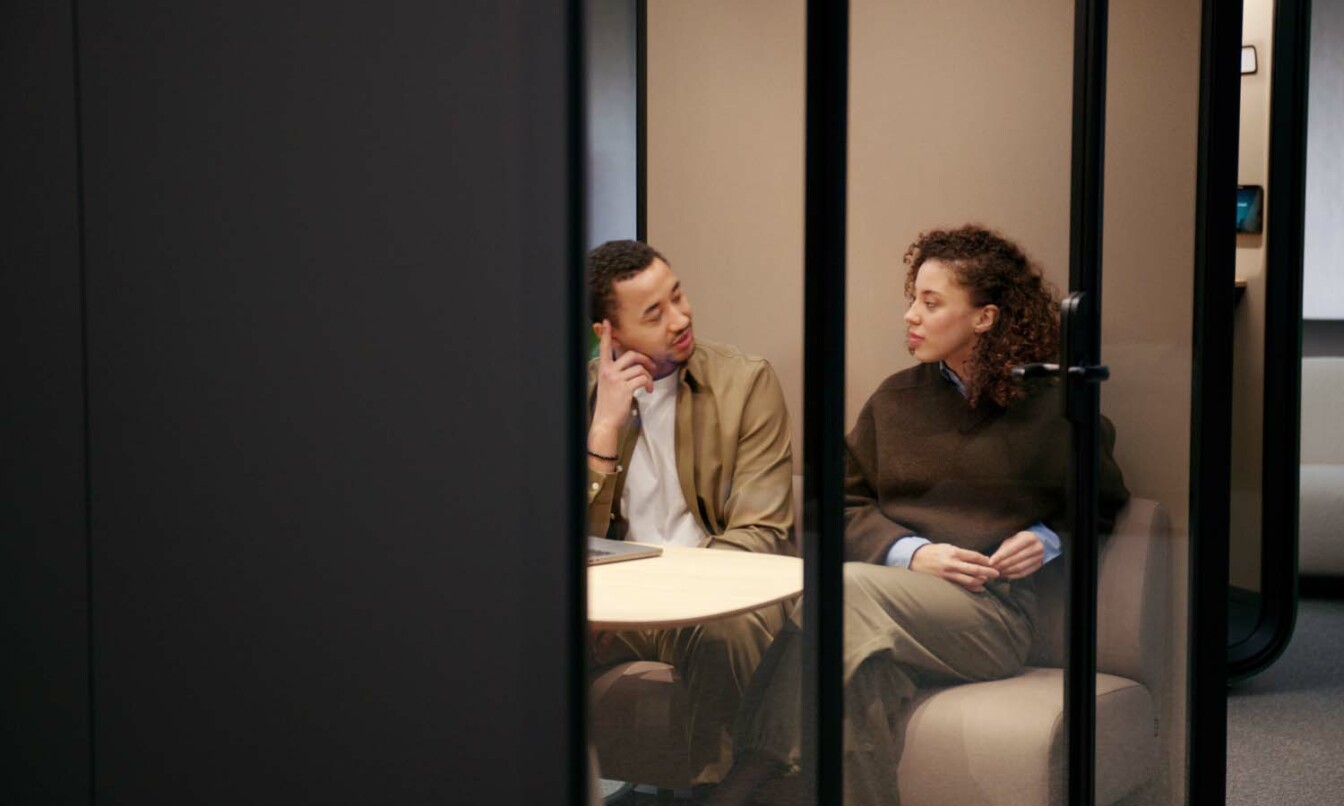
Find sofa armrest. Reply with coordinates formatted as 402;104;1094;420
1026;498;1170;689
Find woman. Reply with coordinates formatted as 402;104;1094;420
710;225;1129;806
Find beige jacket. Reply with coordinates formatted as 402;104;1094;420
586;340;794;555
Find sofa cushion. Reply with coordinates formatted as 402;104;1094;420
899;668;1157;806
1300;463;1344;575
1301;357;1344;464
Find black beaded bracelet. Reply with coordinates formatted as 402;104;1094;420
587;449;619;462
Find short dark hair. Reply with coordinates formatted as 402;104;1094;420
903;225;1059;408
587;240;667;324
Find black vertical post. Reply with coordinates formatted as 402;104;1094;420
803;1;848;804
569;2;591;805
1066;0;1107;803
1186;0;1243;799
0;2;92;801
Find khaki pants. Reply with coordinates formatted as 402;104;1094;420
592;600;790;786
735;562;1036;806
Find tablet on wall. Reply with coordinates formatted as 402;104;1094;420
1236;185;1264;233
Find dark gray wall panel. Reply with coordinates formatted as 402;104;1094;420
78;2;578;802
0;1;92;802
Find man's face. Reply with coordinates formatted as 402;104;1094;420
604;257;695;375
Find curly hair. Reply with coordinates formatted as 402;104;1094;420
903;225;1059;408
587;240;667;324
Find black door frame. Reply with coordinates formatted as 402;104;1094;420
1188;0;1246;801
1228;0;1313;682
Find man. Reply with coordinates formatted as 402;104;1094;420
586;239;793;788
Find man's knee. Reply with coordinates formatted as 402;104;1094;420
696;609;773;652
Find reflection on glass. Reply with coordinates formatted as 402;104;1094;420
583;1;808;803
1229;0;1276;648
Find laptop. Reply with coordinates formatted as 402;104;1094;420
587;536;663;566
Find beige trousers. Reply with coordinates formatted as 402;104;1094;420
592;600;790;786
734;562;1036;806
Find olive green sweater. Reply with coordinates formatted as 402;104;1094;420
843;362;1129;564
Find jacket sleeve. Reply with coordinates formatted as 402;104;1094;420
843;398;919;564
584;359;621;538
587;466;619;538
707;362;795;555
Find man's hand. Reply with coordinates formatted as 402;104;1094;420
588;321;656;466
909;543;1000;593
988;530;1045;580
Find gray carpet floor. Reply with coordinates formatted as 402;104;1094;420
1227;598;1344;805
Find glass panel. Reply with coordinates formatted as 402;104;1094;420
583;2;810;803
1100;0;1204;801
844;1;1079;803
1229;0;1276;648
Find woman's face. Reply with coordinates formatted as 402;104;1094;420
903;259;996;377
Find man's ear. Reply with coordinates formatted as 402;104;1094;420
974;304;1000;334
595;319;624;352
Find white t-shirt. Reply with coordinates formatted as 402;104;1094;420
620;372;708;547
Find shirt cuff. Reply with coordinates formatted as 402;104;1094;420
884;536;931;569
1028;522;1062;566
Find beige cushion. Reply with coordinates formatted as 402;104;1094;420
900;668;1157;806
589;661;688;789
1300;463;1344;574
1299;357;1344;575
1300;357;1344;463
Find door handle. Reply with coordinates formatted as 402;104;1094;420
1011;363;1109;381
1011;292;1110;425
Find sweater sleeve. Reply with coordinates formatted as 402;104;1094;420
843;398;919;564
1043;412;1131;540
1097;413;1130;535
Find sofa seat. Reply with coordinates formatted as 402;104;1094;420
900;667;1157;806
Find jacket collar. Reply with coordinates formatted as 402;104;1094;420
675;344;707;393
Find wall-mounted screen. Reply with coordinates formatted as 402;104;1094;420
1236;185;1264;233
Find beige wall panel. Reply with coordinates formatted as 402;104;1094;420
847;0;1075;423
645;0;806;470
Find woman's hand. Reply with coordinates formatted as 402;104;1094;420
988;530;1045;580
909;543;1000;593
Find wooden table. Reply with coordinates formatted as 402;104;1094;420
587;545;803;630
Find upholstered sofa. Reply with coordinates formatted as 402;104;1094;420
1299;357;1344;576
590;497;1170;804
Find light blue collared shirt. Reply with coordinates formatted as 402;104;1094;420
882;363;1063;570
